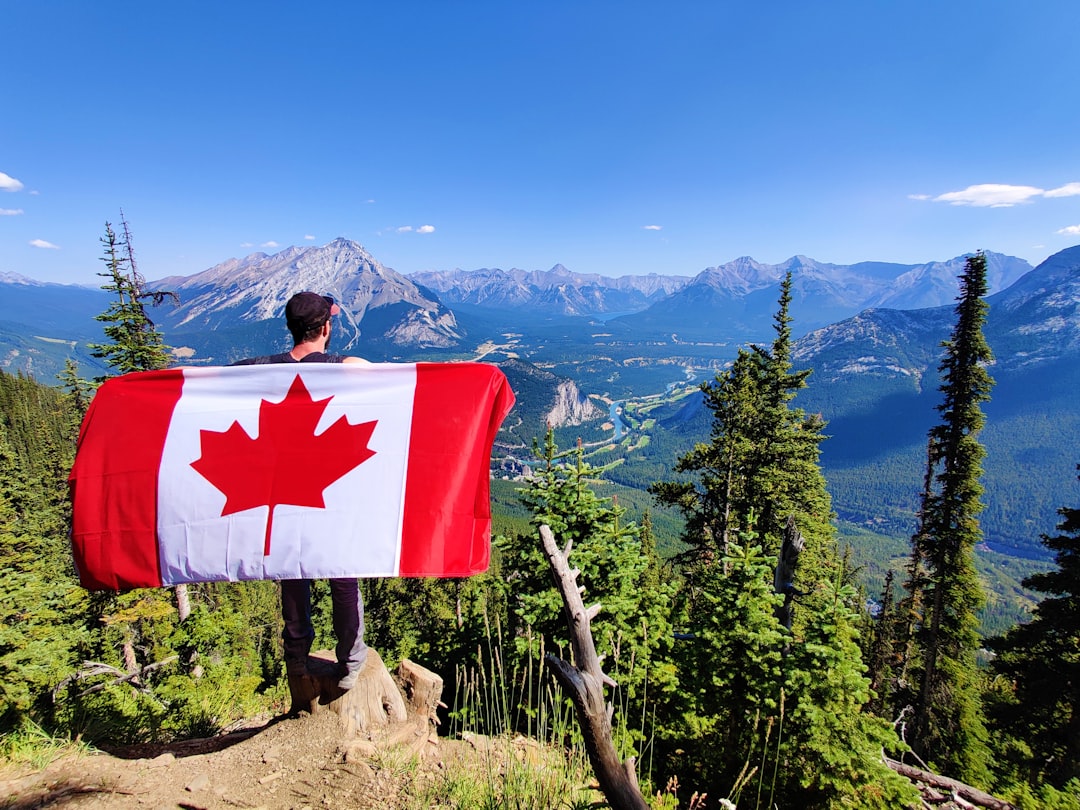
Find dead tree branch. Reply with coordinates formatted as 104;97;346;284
884;755;1014;810
52;657;177;702
539;524;651;810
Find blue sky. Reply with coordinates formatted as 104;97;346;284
3;1;1079;284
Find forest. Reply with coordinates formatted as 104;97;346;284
1;233;1078;809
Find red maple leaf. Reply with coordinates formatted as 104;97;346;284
191;374;377;556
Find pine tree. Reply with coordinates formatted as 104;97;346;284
87;218;172;377
652;272;836;604
988;466;1080;789
57;359;95;415
780;574;921;809
667;518;918;809
0;373;88;732
671;523;786;791
903;252;994;783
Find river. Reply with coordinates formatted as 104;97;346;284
609;400;627;440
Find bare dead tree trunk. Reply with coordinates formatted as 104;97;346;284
175;583;191;622
122;638;138;676
884;755;1014;810
774;515;804;632
539;524;651;810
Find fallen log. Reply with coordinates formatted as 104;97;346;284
884;755;1014;810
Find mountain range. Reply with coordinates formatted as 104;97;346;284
0;239;1038;375
410;264;691;316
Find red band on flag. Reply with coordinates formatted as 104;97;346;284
400;363;515;576
69;369;185;589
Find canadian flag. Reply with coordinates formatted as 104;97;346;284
69;362;514;590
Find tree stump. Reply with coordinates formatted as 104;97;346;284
395;659;443;724
286;650;446;760
381;659;444;756
288;649;407;738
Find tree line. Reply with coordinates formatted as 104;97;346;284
1;226;1078;808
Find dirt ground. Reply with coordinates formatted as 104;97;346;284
0;710;476;810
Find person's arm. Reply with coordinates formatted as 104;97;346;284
343;356;370;365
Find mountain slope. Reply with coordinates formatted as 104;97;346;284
789;246;1080;557
155;238;463;362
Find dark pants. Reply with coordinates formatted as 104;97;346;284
280;578;368;676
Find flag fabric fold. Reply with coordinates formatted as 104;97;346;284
69;362;514;590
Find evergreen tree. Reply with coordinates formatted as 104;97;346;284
864;569;899;717
648;278;914;806
87;218;172;377
988;466;1080;790
902;252;994;783
779;574;921;808
668;524;786;792
0;373;88;732
653;274;832;560
652;272;836;608
57;359;95;418
666;519;919;809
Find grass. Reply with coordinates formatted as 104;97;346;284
0;720;93;772
439;619;600;809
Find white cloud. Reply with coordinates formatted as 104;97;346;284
934;184;1044;207
240;242;254;248
304;234;316;240
396;226;414;233
261;241;279;248
1045;182;1080;199
417;224;435;234
0;208;23;216
30;239;60;249
0;172;24;192
1056;224;1080;236
642;224;663;230
921;181;1080;208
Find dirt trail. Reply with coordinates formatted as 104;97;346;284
1;711;459;810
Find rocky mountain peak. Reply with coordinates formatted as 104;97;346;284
153;239;461;351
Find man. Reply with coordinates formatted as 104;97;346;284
234;291;369;691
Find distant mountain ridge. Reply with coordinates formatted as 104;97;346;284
1;239;1076;565
793;245;1080;382
410;265;691;316
613;252;1033;339
782;246;1080;556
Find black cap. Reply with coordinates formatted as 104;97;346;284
285;292;340;332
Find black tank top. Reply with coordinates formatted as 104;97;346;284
232;351;346;366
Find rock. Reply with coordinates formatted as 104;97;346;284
144;753;175;768
545;380;601;427
184;772;209;792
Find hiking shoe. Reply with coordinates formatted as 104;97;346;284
337;668;361;691
337;656;368;691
